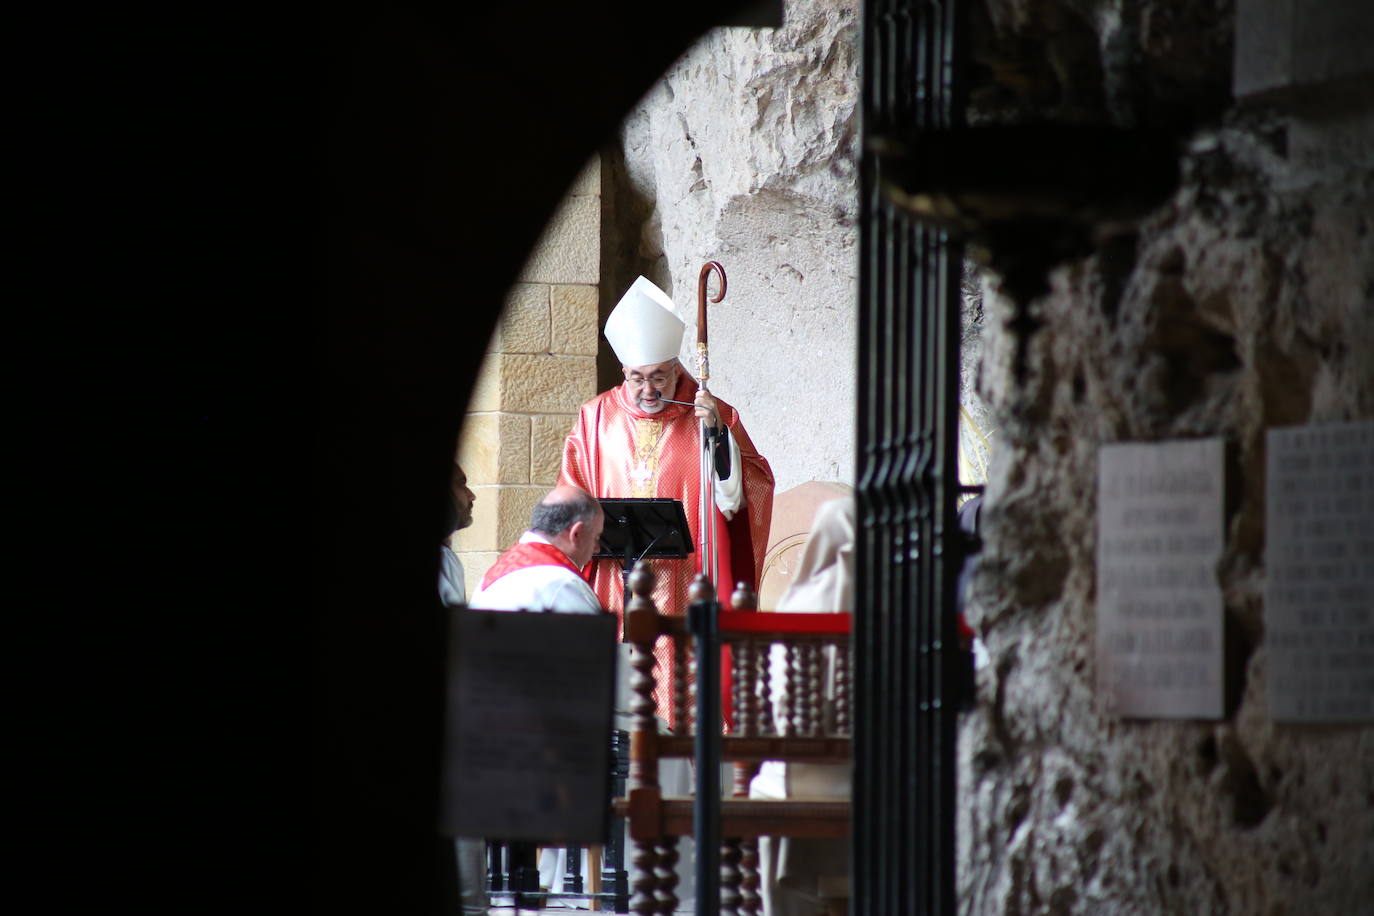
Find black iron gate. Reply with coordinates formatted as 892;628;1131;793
855;1;966;914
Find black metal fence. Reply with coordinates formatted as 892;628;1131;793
856;2;967;914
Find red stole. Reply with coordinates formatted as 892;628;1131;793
479;541;587;592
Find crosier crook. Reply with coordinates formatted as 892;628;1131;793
697;260;727;587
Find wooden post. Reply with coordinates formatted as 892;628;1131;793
625;562;661;915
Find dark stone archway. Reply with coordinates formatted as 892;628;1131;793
317;3;776;912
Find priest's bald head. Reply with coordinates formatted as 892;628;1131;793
530;485;605;569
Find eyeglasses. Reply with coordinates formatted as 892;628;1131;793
623;372;673;390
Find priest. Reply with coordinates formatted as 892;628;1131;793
560;275;774;722
465;485;606;910
468;485;604;613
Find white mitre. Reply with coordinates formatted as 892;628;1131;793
603;276;685;366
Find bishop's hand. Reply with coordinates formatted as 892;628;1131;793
694;390;721;429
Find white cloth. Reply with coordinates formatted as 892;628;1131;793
468;532;601;614
773;496;854;615
716;428;743;519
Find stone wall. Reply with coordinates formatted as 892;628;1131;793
604;0;862;494
957;1;1374;912
452;157;601;590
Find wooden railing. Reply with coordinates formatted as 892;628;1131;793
615;562;852;916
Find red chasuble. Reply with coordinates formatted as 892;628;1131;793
560;374;774;726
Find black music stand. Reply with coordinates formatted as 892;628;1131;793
594;498;694;613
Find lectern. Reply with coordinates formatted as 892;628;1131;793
593;497;694;612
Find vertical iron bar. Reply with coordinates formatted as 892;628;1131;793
926;223;944;911
565;844;582;894
938;225;963;910
605;728;630;912
691;586;720;916
857;6;884;916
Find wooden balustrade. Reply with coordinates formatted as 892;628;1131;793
616;561;852;915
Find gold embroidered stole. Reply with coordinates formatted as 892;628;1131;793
628;417;670;497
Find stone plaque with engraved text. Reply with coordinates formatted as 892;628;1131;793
1097;438;1225;718
1266;420;1374;722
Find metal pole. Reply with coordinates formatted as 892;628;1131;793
689;576;720;916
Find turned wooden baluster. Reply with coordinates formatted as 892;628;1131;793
673;636;689;735
805;643;822;737
756;638;775;735
687;634;699;735
725;581;758;916
631;842;658;916
728;579;779;737
627;562;660;789
786;641;802;736
739;838;760;916
625;562;660;916
789;641;818;737
732;637;750;736
653;837;679;916
736;642;747;741
730;734;761;916
720;839;743;916
834;645;851;737
730;581;757;738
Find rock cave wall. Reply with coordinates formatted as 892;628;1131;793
958;2;1374;914
603;0;862;493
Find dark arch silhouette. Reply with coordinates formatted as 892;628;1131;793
318;3;769;912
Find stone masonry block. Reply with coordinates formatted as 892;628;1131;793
453;484;502;552
531;413;575;485
455;551;500;601
456;412;531;485
550;285;600;356
495;485;546;549
456;413;500;483
491;283;550;354
497;353;597;414
466;352;502;412
567;153;601;197
518;193;600;285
